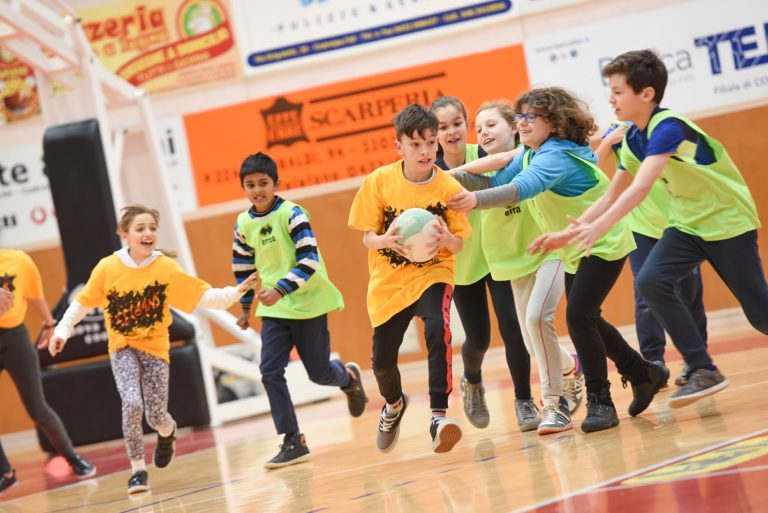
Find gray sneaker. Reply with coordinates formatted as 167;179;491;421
668;368;729;409
562;354;584;414
460;377;490;428
376;393;408;452
537;399;572;435
515;399;541;432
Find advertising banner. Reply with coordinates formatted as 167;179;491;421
183;44;530;207
233;0;514;75
0;143;58;247
524;0;768;129
0;49;41;125
78;0;241;93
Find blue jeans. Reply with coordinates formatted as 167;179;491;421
260;315;349;434
637;228;768;370
628;232;708;363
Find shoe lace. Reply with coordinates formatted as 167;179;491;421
379;409;399;432
465;382;482;410
621;376;630;389
517;400;539;419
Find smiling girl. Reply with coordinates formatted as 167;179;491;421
49;205;260;494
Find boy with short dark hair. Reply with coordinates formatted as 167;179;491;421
233;152;368;468
348;104;472;453
551;49;768;407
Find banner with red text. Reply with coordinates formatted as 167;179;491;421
78;0;241;93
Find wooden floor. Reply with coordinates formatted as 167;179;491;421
1;331;767;513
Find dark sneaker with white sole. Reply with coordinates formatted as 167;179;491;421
622;360;669;417
127;470;150;494
67;453;96;478
376;393;409;452
430;417;462;453
341;362;368;417
668;368;729;408
264;433;311;469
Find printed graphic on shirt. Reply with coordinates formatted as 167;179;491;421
259;223;277;246
106;281;168;336
381;202;449;268
0;273;15;293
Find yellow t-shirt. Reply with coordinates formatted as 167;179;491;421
76;254;210;362
0;249;44;329
348;161;472;327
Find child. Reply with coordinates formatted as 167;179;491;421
432;96;583;435
49;205;261;494
595;122;708;387
449;88;666;433
232;152;368;469
348;103;472;453
0;249;95;495
546;49;768;407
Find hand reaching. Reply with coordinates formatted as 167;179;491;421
447;190;477;213
237;272;261;294
48;334;66;357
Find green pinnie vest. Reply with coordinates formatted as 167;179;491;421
619;110;760;241
454;144;491;285
237;200;344;319
524;149;635;274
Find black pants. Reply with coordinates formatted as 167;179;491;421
0;325;75;472
372;282;453;409
637;228;768;370
565;256;646;393
454;274;531;400
629;232;708;363
260;314;350;435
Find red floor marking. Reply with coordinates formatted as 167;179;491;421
524;431;768;513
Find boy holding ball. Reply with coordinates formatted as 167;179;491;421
348;103;472;454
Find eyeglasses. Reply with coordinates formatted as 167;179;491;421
513;112;540;123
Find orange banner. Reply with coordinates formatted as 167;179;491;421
79;0;240;93
184;45;530;206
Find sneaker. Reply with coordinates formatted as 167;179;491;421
460;377;490;428
652;360;670;389
621;361;669;417
341;362;368;417
562;354;584;414
127;470;150;494
581;389;619;433
430;417;462;453
376;393;408;452
537;399;572;435
668;368;729;408
675;364;692;387
67;454;96;478
264;433;311;469
0;469;16;494
153;423;176;469
514;399;541;432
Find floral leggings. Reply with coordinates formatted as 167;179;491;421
110;346;174;460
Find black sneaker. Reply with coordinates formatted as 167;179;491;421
376;393;409;452
341;362;368;417
127;470;150;494
66;454;96;478
651;361;670;389
0;469;16;494
153;423;177;469
264;433;311;469
581;388;619;433
622;361;669;417
429;417;462;453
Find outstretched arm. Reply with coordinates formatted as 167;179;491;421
49;301;90;356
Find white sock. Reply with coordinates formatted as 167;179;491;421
130;458;147;473
543;395;560;407
386;398;403;415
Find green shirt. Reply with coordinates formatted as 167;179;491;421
619;110;760;241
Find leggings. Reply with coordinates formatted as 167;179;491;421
0;324;75;473
110;346;174;461
453;274;531;400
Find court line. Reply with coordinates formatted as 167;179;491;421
118;479;245;513
512;426;768;513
